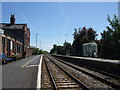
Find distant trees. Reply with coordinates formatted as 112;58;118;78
39;49;48;54
50;44;57;54
32;48;39;55
101;15;120;59
32;48;48;55
71;27;97;56
50;42;71;55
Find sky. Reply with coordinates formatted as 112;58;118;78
1;2;118;52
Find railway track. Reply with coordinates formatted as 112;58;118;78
47;55;120;89
41;55;90;89
46;55;119;89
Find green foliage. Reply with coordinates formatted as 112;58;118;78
32;48;39;55
39;49;48;54
7;55;16;61
50;42;71;55
101;15;120;59
94;40;101;57
50;44;57;54
71;26;97;56
56;46;66;55
64;41;71;50
32;47;48;55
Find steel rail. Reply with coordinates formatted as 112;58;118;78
44;57;58;90
46;55;90;90
49;55;120;89
51;55;120;78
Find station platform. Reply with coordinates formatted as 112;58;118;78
51;54;120;76
66;55;120;64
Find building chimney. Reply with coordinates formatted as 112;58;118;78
10;14;15;25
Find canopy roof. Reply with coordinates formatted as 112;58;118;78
82;42;97;47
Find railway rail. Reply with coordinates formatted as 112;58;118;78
49;55;120;89
51;54;120;77
46;55;120;89
41;55;90;89
41;54;120;89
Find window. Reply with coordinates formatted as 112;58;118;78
2;37;5;53
17;43;19;53
7;39;10;56
10;41;13;50
12;41;14;53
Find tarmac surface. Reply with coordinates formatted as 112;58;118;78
2;55;41;89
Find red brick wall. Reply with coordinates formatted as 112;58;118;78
23;25;31;57
1;24;31;58
5;36;7;56
1;35;24;59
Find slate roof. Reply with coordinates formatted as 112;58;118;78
0;23;26;30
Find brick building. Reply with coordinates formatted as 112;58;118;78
0;14;31;58
0;29;4;54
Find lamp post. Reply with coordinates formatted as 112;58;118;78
39;41;41;50
57;41;59;46
36;34;38;48
65;34;68;42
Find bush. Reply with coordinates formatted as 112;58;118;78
7;56;16;61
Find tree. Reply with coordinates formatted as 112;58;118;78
71;26;97;56
94;40;102;57
39;49;48;54
32;48;39;55
101;15;120;59
63;41;71;55
50;42;71;55
50;44;57;54
64;41;71;50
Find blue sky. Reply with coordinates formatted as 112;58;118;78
2;2;118;52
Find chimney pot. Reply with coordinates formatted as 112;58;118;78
10;14;15;25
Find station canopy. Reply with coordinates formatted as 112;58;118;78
82;42;97;47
